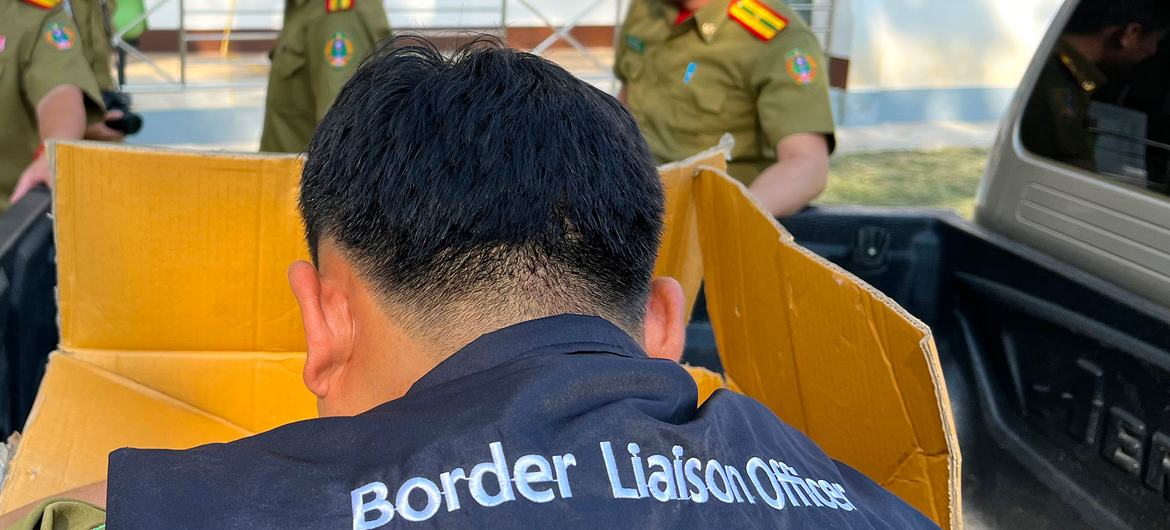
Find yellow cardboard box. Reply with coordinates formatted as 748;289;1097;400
0;142;959;528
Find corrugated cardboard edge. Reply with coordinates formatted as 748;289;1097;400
0;142;302;509
0;352;253;511
24;354;256;435
48;140;304;161
693;163;963;530
657;133;735;173
654;136;734;319
48;141;305;351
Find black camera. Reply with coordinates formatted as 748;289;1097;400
101;91;144;135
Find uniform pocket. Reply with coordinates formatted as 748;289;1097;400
666;82;728;124
669;75;755;153
618;53;645;82
271;46;307;78
691;88;726;113
666;66;730;116
265;42;312;116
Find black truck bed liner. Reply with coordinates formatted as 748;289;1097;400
684;206;1170;529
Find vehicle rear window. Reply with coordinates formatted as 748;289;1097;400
1019;13;1170;197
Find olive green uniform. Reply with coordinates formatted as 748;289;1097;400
616;0;835;184
259;0;392;153
4;499;105;530
0;0;105;199
71;0;117;91
1020;38;1106;172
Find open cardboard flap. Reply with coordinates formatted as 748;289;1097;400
0;143;319;512
0;142;959;529
653;136;731;317
689;165;960;528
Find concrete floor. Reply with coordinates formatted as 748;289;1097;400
122;48;619;151
120;50;998;154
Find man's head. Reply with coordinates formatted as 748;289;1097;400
291;37;686;416
1065;0;1170;67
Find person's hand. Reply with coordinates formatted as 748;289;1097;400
11;156;51;203
84;109;127;142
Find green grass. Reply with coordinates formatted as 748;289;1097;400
821;148;989;218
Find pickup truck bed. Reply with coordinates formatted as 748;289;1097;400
683;206;1170;529
3;193;1168;527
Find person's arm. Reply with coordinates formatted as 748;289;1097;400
13;7;108;202
36;85;88;139
85;109;128;142
750;31;836;217
0;481;106;527
748;133;830;217
11;85;89;202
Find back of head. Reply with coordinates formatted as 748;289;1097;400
300;37;664;342
1066;0;1170;35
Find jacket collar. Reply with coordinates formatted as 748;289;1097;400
405;314;646;395
1057;38;1107;94
692;0;731;42
659;0;731;43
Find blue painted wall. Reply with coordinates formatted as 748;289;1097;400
830;86;1017;127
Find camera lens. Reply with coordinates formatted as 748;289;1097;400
107;112;144;135
120;113;144;135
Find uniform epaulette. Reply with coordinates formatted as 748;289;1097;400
1058;51;1098;93
22;0;61;10
728;0;787;41
325;0;354;13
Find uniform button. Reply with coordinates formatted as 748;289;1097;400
1082;80;1096;92
702;22;716;35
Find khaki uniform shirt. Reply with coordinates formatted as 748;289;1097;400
617;0;835;184
1020;38;1106;172
71;0;117;91
0;0;104;198
5;499;105;530
259;0;392;153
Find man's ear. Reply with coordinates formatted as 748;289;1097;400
289;260;352;399
643;277;686;362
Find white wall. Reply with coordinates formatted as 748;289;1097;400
832;0;1064;90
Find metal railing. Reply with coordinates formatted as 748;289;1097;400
116;0;509;91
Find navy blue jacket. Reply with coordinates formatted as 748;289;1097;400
107;315;939;528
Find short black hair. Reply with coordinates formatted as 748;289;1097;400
300;36;664;332
1066;0;1170;35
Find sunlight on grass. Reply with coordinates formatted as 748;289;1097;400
821;148;989;218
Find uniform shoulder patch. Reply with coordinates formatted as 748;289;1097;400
44;22;75;51
325;0;354;13
784;48;817;85
325;32;353;67
728;0;788;41
22;0;59;10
